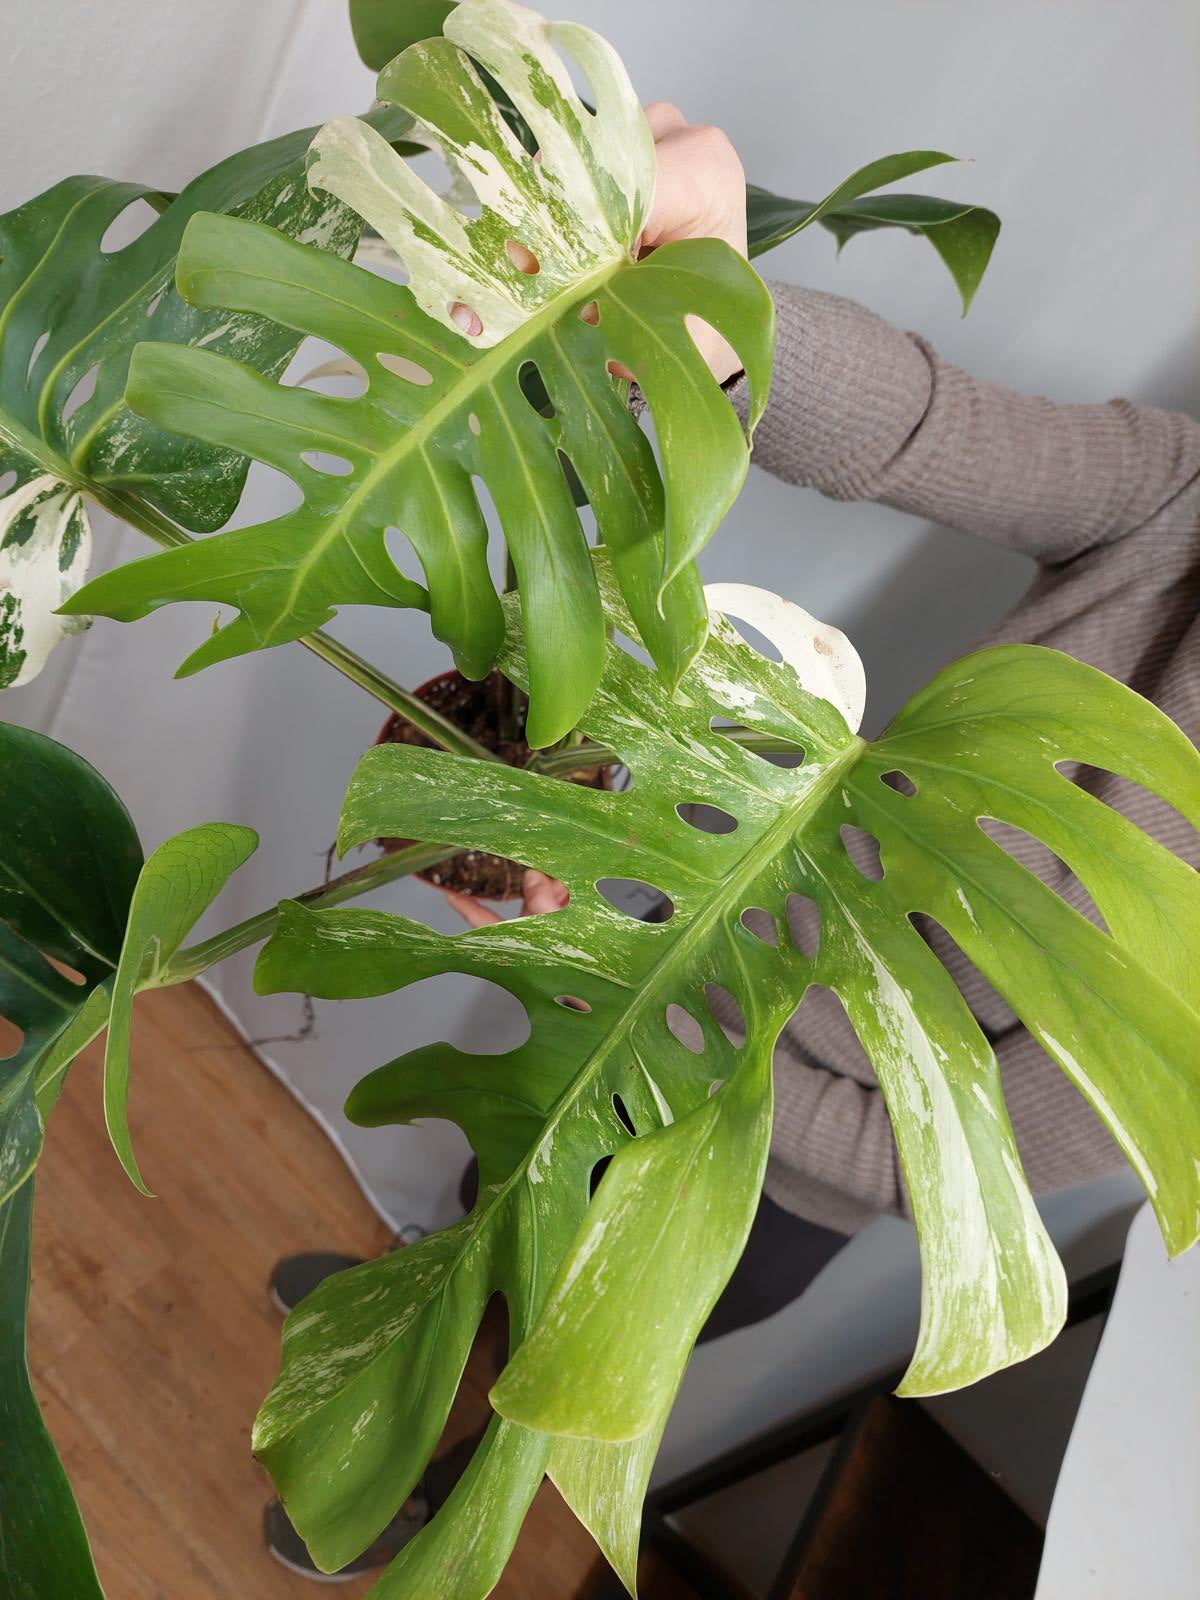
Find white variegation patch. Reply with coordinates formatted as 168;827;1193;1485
0;473;92;689
704;581;866;733
307;0;655;346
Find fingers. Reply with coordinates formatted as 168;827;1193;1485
644;100;688;141
521;869;570;915
443;888;502;928
440;869;568;930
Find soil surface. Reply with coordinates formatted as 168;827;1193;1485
376;669;609;899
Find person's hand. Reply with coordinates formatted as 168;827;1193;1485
633;101;748;382
444;868;569;928
452;103;747;382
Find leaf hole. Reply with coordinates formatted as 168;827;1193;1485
785;893;821;959
62;364;99;423
449;301;484;339
99;195;159;254
578;300;600;325
377;351;433;386
881;768;917;797
25;331;49;385
554;994;592;1013
468;411;482;436
840;824;884;882
676;801;738;834
301;450;354;477
0;470;16;496
610;629;653;668
0;1018;23;1062
708;1079;724;1097
908;911;1017;1032
612;1093;635;1134
740;907;778;946
709;717;806;769
146;287;166;318
978;817;1109;933
666;1003;705;1054
705;982;745;1047
518;360;554;418
383;527;426;586
505;239;540;275
721;613;783;664
1053;760;1200;857
596;878;673;919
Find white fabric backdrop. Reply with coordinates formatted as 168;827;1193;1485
5;1;1196;1248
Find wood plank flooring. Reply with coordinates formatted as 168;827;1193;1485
20;983;608;1599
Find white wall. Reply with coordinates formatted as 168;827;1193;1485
3;0;1193;1447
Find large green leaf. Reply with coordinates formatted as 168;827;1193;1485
747;151;1001;313
68;0;773;747
0;1179;106;1600
254;562;1200;1594
0;110;412;691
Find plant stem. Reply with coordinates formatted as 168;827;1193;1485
300;633;502;762
86;484;499;763
525;728;805;778
162;841;455;986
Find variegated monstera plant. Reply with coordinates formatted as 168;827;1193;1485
1;2;1196;1596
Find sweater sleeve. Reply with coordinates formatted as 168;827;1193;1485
742;282;1200;564
763;996;1123;1235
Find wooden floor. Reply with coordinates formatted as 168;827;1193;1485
24;982;615;1600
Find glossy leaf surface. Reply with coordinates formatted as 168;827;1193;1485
747;150;1001;313
255;561;1200;1594
0;112;406;690
71;0;773;746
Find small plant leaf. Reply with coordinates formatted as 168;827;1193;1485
69;0;774;746
103;822;258;1195
747;150;1001;314
254;555;1199;1591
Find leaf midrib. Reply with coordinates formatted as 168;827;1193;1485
274;736;863;1431
204;254;628;647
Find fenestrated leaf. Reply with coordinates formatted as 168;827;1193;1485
254;558;1200;1591
68;0;773;747
103;822;258;1196
747;151;1001;313
0;109;410;690
0;1179;106;1600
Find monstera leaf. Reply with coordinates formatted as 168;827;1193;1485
344;0;1000;317
68;0;774;748
253;561;1200;1594
0;110;413;691
747;151;1001;314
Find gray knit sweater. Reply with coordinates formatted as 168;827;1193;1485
736;283;1200;1234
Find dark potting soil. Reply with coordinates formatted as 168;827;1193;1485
376;668;609;900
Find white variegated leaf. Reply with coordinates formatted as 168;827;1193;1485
0;472;91;689
253;552;1200;1595
309;0;655;347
